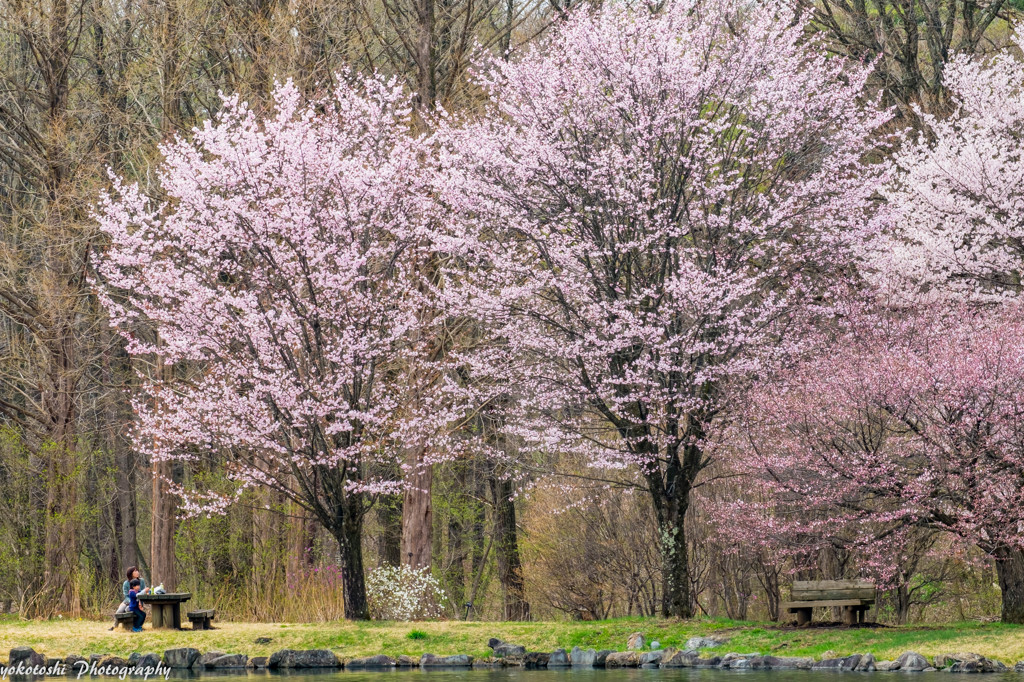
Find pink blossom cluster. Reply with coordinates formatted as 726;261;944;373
723;303;1024;584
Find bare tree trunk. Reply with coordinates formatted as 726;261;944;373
287;501;317;583
413;0;435;110
401;450;432;569
330;492;369;620
994;546;1024;625
376;498;402;567
150;458;178;590
149;345;178;590
490;474;529;620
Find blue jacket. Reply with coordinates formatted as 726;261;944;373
128;588;142;612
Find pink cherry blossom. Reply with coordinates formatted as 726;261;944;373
93;75;462;620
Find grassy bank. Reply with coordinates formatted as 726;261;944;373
0;617;1022;665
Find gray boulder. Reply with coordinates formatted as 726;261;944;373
420;654;473;667
9;648;45;668
895;651;929;672
346;655;396;669
605;652;640;668
522;652;549;668
812;657;842;670
855;654;877;672
691;656;722;668
1015;661;1024;673
626;633;645;651
936;653;1007;673
723;654;761;670
268;649;340;669
570;647;597;666
548;649;570;667
594;650;615;667
248;657;268;669
639;650;665;666
64;654;88;673
396;655;421;667
134;653;162;670
875;661;898;671
97;656;130;669
762;656;814;670
162;649;200;669
951;659;1008;673
198;653;248;669
660;649;698;668
488;639;527;658
684;637;724;650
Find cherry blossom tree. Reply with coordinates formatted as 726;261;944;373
438;0;889;617
93;76;456;619
870;33;1024;302
726;304;1024;623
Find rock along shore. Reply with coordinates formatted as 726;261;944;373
3;639;1024;676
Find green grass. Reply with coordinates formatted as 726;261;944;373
0;616;1021;665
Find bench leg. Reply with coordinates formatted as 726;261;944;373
843;606;857;626
795;608;811;626
151;605;163;628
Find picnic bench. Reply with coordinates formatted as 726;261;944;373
782;580;876;626
187;609;216;630
113;611;135;631
139;592;192;630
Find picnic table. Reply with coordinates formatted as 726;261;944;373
139;592;192;630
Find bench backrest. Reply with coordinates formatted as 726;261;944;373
791;580;875;601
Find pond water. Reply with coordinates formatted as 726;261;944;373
162;670;1013;682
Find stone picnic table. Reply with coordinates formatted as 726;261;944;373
139;593;192;630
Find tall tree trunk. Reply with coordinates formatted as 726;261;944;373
413;0;435;110
490;474;529;620
446;503;466;607
401;450;432;569
150;351;178;590
644;437;699;619
376;497;402;567
331;492;369;620
654;489;691;619
117;447;138;573
150;458;178;590
994;546;1024;624
287;501;316;584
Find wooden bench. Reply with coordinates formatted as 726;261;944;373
113;611;135;631
187;609;215;630
782;580;876;626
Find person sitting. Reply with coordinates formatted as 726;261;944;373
128;578;146;632
110;566;148;630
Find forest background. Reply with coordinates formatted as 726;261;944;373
1;0;1023;626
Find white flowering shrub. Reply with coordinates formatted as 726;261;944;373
366;565;446;621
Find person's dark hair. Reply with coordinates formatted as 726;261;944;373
126;566;138;581
129;579;141;588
